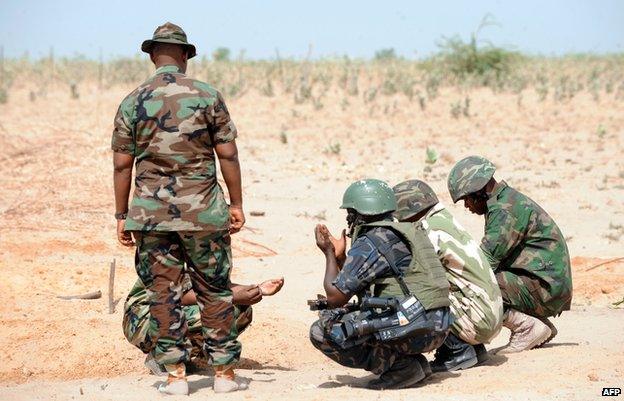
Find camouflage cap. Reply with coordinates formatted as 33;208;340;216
392;179;439;221
447;156;496;203
141;22;197;59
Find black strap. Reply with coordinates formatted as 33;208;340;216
364;230;412;296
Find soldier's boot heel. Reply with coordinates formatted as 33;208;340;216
213;365;248;393
498;309;551;354
535;317;558;347
158;363;189;396
415;354;432;378
367;356;426;390
431;333;479;372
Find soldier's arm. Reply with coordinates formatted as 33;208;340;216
211;92;245;233
111;101;136;247
480;209;523;269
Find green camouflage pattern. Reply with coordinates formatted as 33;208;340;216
309;306;450;375
447;156;496;202
141;22;197;58
392;179;440;221
133;230;240;366
111;64;236;232
420;203;503;344
123;275;252;357
360;221;451;311
481;181;573;317
340;179;397;215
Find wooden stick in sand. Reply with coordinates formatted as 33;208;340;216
108;259;116;314
57;290;102;300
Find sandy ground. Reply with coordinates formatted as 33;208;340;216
0;82;623;400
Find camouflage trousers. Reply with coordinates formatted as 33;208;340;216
309;307;450;375
123;302;252;358
449;290;503;345
496;270;568;318
133;230;241;367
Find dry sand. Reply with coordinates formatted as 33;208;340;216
0;83;623;400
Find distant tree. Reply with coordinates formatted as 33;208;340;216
212;47;231;62
374;48;397;61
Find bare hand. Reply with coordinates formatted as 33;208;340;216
315;224;335;255
229;206;245;234
259;277;284;296
233;285;262;305
116;220;134;247
329;229;347;263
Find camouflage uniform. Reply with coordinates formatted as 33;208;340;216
123;274;252;357
112;43;240;367
309;224;451;375
393;180;503;345
482;181;573;317
420;203;503;344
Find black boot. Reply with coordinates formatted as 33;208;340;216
415;354;432;378
367;355;426;390
431;333;480;372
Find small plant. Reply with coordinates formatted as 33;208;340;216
70;82;79;99
418;92;426;111
450;101;462;118
463;96;471;117
279;131;288;144
596;124;607;138
212;47;231;62
425;147;438;164
325;142;341;155
374;48;398;61
0;88;7;104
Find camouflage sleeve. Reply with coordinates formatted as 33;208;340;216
111;101;135;154
480;208;524;269
333;235;389;297
209;91;238;144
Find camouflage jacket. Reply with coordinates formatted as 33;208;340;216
421;203;503;343
333;225;412;298
111;65;237;232
482;181;572;308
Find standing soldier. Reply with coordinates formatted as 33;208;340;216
447;156;573;353
112;22;246;395
393;180;503;371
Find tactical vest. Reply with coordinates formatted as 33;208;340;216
357;221;450;311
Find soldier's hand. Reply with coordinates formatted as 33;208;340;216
329;229;347;263
315;224;334;254
229;206;245;234
233;285;262;305
116;220;134;247
259;277;284;296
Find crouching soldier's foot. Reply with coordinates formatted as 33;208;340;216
431;333;482;372
158;363;189;396
535;317;558;347
367;355;427;390
416;354;432;378
498;309;551;354
144;354;167;376
213;365;248;393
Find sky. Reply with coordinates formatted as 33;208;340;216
1;0;623;60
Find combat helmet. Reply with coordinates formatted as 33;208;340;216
340;179;397;215
392;180;439;221
447;156;496;203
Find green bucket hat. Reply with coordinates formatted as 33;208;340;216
392;179;439;221
141;22;197;59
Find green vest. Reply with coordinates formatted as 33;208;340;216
358;221;450;311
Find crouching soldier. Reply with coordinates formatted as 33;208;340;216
393;180;503;371
448;156;573;353
123;273;284;374
309;179;451;390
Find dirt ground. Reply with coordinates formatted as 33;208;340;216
0;83;623;400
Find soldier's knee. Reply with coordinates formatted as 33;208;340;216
309;320;326;349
